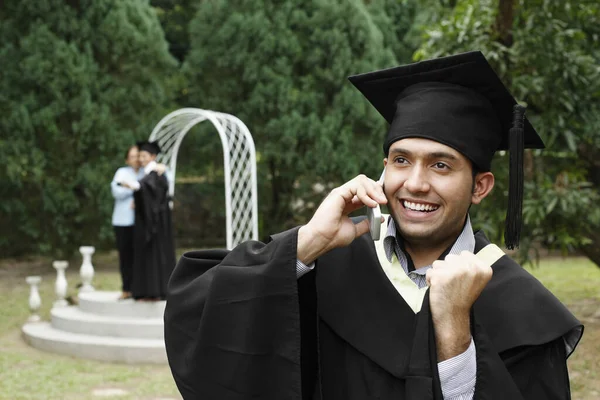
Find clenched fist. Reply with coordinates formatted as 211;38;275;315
426;250;493;360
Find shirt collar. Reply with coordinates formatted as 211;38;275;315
383;214;475;265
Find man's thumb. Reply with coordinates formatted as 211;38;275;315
354;218;371;238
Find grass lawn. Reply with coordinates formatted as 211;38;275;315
525;258;600;399
0;252;599;399
0;251;182;400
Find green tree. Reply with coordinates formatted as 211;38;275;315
0;0;178;257
184;0;412;235
414;0;600;265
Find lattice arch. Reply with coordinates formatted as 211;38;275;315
148;108;258;249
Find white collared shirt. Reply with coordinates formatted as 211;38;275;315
383;215;476;288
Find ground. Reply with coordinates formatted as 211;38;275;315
0;252;598;399
0;251;181;400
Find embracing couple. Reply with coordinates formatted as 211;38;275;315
110;141;176;302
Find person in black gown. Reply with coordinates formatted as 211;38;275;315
122;141;175;301
164;52;583;399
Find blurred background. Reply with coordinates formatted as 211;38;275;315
0;1;599;399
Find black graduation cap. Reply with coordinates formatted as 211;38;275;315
137;141;161;155
348;51;545;249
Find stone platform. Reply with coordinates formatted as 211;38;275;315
22;291;167;364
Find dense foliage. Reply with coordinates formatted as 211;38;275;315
0;0;177;257
1;0;598;267
183;0;412;235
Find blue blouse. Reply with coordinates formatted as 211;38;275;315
111;166;144;226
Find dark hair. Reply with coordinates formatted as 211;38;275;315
125;145;138;160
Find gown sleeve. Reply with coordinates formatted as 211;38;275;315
164;227;312;400
501;337;571;399
470;235;582;400
471;318;574;400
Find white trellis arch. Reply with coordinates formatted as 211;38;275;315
148;108;258;249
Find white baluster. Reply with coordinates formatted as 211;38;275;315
53;260;69;307
26;276;42;322
79;246;96;293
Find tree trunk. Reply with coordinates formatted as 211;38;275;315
267;159;295;235
580;237;600;268
495;0;517;47
578;143;600;187
577;143;600;267
524;150;535;181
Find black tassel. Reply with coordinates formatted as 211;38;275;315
504;104;526;249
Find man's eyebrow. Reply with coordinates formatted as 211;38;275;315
389;148;412;156
429;151;459;161
389;148;459;161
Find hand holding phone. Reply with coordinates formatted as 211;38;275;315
298;173;387;264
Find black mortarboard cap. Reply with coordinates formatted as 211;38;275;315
348;51;545;249
137;140;161;155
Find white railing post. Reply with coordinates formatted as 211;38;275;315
52;261;69;308
26;276;42;322
79;246;96;293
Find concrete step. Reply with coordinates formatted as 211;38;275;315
22;322;167;364
51;306;164;339
78;291;166;318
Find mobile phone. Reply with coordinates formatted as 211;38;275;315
367;169;386;240
367;204;382;240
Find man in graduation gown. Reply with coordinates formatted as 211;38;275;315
126;141;176;300
164;51;584;399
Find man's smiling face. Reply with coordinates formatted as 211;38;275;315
383;137;486;248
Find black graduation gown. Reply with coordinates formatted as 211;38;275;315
131;171;176;299
164;227;583;399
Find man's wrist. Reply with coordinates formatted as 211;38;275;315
297;225;330;265
434;311;471;361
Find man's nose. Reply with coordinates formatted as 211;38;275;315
403;167;430;193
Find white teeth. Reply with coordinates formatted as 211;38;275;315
403;201;438;212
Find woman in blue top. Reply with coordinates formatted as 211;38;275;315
111;145;144;300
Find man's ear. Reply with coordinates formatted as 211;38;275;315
472;172;495;205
